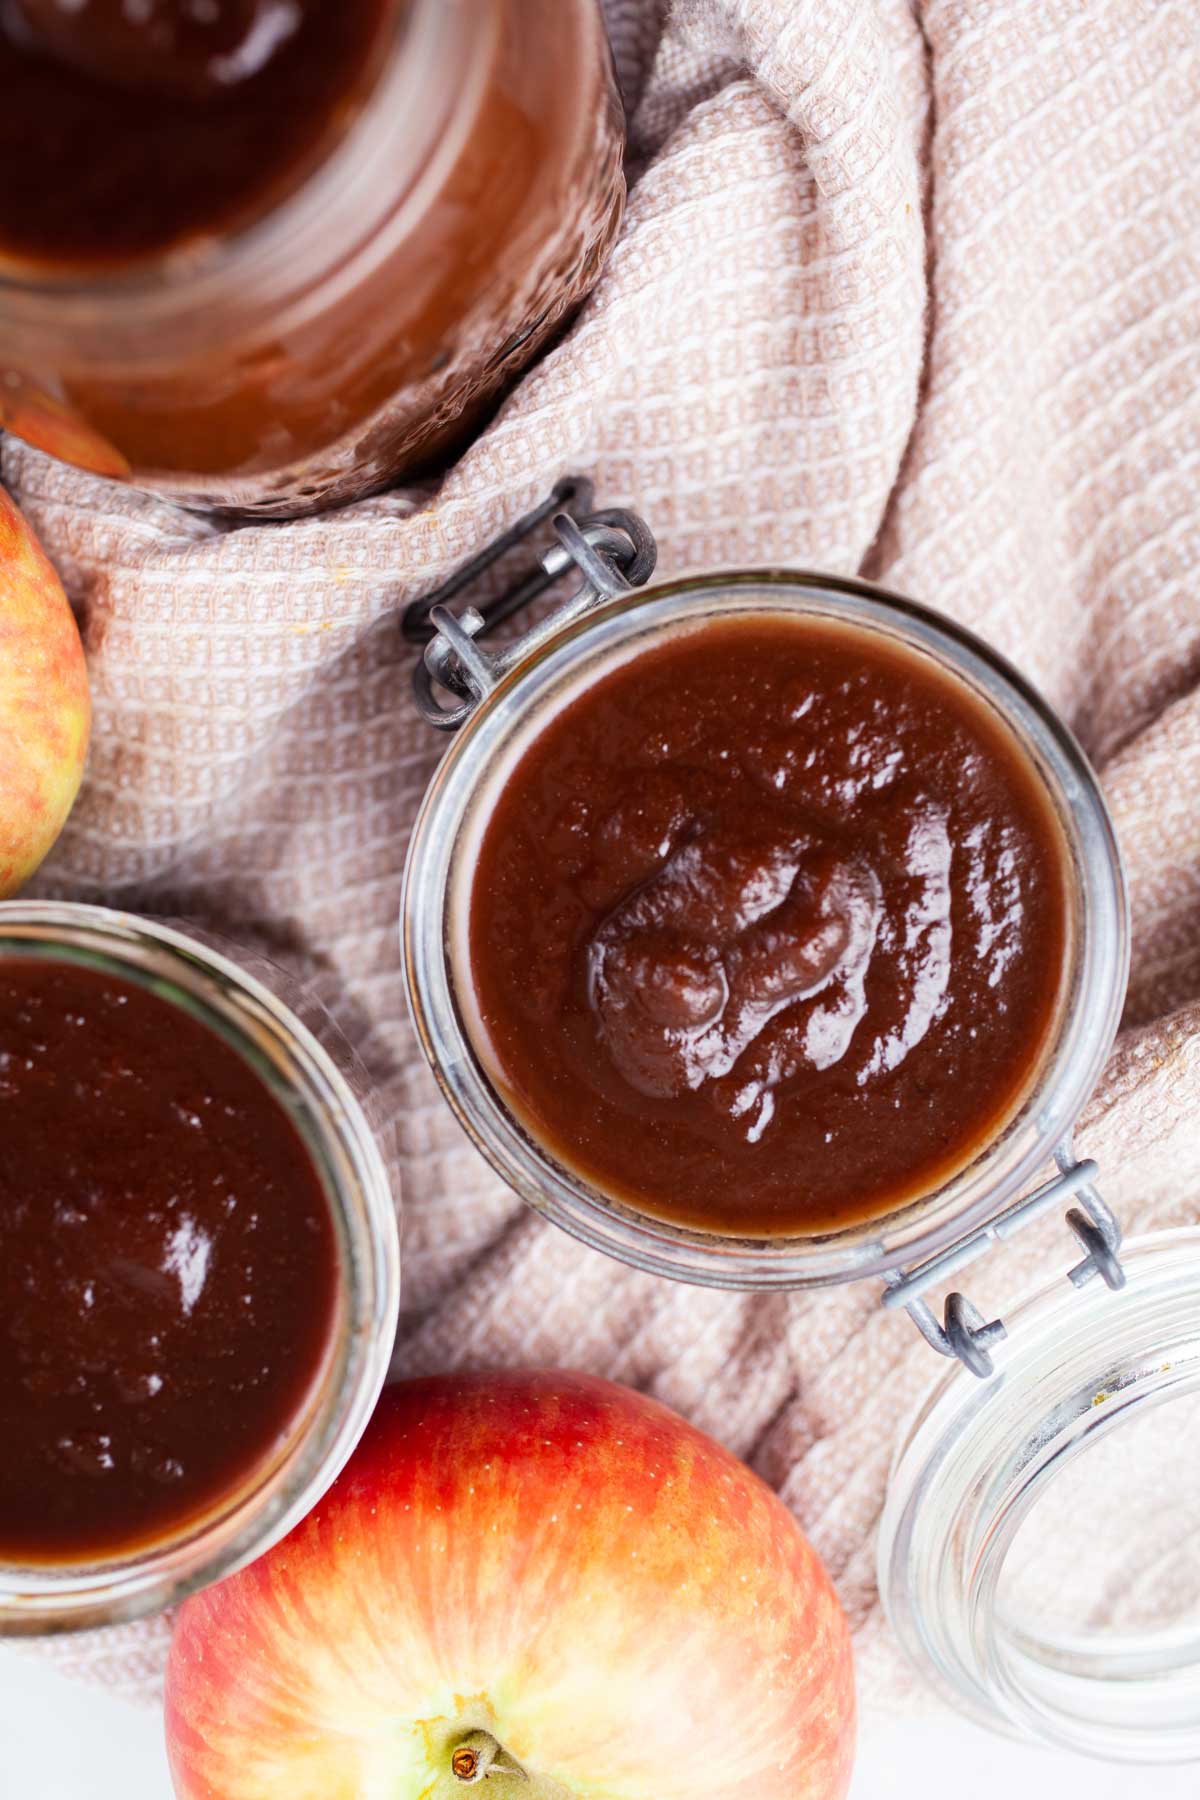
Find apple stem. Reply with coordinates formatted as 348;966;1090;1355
451;1731;527;1784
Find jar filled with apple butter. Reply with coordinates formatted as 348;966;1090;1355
402;485;1129;1354
0;1;625;515
0;903;398;1633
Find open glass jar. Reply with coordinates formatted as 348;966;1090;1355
0;903;398;1634
403;488;1128;1319
0;0;624;516
400;484;1200;1763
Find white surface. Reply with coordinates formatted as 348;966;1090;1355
2;1649;1198;1799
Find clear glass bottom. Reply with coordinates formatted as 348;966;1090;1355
879;1230;1200;1763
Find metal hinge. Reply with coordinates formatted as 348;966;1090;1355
880;1141;1126;1378
402;476;657;731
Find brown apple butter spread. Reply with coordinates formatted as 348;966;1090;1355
0;0;626;513
465;615;1072;1236
0;956;337;1563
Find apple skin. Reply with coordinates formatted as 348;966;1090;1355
0;488;91;895
166;1371;855;1800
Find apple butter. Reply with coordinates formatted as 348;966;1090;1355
464;615;1072;1236
0;955;337;1564
0;0;626;513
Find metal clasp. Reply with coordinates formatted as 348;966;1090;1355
402;476;657;731
881;1140;1126;1379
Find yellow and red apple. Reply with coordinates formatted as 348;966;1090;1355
0;486;90;895
166;1371;855;1800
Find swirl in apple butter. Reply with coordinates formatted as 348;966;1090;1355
0;956;337;1563
464;614;1071;1235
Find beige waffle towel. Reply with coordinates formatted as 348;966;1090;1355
7;0;1200;1712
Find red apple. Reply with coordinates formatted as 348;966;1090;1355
0;488;90;895
166;1371;855;1800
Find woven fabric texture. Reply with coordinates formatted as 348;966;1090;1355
6;0;1200;1712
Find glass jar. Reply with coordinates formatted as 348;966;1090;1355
0;901;399;1634
0;0;625;517
398;486;1200;1764
402;504;1128;1304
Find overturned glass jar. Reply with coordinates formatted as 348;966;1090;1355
0;2;624;516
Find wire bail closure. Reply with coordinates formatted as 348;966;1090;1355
402;477;1127;1380
881;1139;1126;1378
402;476;657;731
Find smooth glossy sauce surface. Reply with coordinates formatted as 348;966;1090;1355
466;615;1072;1236
0;957;337;1563
0;0;391;265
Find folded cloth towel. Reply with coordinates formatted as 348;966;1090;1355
7;0;1200;1713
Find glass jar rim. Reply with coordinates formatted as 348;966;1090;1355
0;901;399;1634
878;1227;1200;1763
402;568;1129;1291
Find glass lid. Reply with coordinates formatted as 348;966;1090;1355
878;1228;1200;1763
